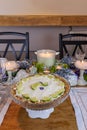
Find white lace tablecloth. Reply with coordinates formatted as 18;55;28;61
70;87;87;130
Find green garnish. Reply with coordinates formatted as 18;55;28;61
40;82;48;86
83;73;87;81
49;66;56;73
35;63;44;73
22;94;30;99
31;82;41;90
42;96;51;102
31;81;48;90
30;97;38;102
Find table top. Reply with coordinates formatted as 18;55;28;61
0;96;78;130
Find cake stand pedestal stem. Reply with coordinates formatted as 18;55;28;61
78;69;87;85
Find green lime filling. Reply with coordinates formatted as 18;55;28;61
22;87;65;102
22;94;30;99
42;96;51;102
40;82;48;86
31;82;48;90
30;97;38;103
16;74;65;103
31;82;41;90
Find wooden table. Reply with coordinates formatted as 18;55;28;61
0;96;78;130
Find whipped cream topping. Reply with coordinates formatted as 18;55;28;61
15;74;65;102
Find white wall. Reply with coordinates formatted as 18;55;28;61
0;0;87;15
0;1;87;57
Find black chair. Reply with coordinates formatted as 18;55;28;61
0;32;29;60
59;33;87;59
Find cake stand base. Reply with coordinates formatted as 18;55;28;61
26;108;54;119
78;69;87;86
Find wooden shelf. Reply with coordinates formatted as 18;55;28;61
0;15;87;26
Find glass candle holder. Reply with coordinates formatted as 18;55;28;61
35;49;59;67
0;58;7;82
5;61;19;84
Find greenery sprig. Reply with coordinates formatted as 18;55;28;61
83;71;87;81
30;61;69;74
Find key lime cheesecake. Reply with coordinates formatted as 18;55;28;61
11;74;70;110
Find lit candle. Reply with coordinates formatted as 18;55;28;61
5;61;19;71
35;50;59;67
75;60;87;70
43;69;50;74
38;52;55;67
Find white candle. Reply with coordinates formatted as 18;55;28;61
5;61;19;71
36;50;58;67
0;58;7;78
75;60;87;70
43;69;50;74
38;52;55;67
0;58;7;70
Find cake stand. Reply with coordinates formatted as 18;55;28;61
10;75;70;119
26;108;54;119
75;60;87;85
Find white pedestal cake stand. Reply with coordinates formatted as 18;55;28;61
77;69;87;86
26;108;54;119
11;75;70;119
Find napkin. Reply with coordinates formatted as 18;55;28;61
0;97;12;125
13;69;29;83
0;83;12;125
0;69;29;125
70;87;87;130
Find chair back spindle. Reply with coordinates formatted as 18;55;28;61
0;32;29;60
59;33;87;59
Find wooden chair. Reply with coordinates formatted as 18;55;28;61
59;33;87;59
0;32;29;60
